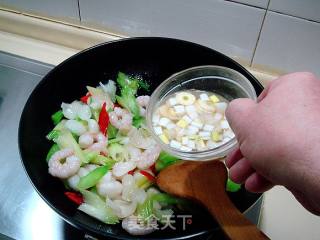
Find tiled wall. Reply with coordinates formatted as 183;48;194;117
0;0;79;22
0;0;320;76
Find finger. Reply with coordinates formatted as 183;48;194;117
245;172;274;193
229;158;255;184
225;98;256;143
225;148;243;168
257;84;271;102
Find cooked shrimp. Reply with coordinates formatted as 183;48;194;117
109;107;132;131
97;172;123;199
79;133;94;149
88;132;108;155
136;95;150;117
48;148;81;179
122;215;156;236
137;145;161;170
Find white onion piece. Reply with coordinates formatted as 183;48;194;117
88;119;100;133
65;120;87;136
100;181;123;199
131;188;147;204
61;103;77;119
122;174;135;186
128;128;156;149
107;199;137;218
113;162;137;178
147;187;160;197
215;102;228;113
78;104;92;121
70;101;82;114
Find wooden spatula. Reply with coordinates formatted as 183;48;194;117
157;160;269;240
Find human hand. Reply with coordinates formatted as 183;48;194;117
225;72;320;215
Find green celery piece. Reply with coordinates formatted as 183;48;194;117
137;193;179;222
137;78;150;91
132;116;145;128
79;190;119;224
51;110;64;125
46;144;60;162
91;155;116;166
136;196;154;221
83;150;99;164
46;130;60;141
117;72;139;95
108;138;122;145
91;108;100;121
81;189;106;208
77;165;110;190
116;92;140;119
53;120;66;131
107;124;118;139
159;152;179;162
226;178;241;192
55;130;86;164
155;152;181;172
108;143;128;162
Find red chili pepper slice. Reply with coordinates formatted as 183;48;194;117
128;170;135;175
64;191;84;205
98;102;109;135
140;170;156;182
149;163;157;175
80;93;92;104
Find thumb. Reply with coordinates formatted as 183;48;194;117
225;98;256;143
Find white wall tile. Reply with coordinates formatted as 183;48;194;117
79;0;265;63
269;0;320;23
0;0;79;21
253;12;320;76
227;0;269;8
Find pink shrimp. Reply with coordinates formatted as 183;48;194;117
88;132;108;155
109;107;132;131
136;96;150;117
137;145;161;170
48;148;81;179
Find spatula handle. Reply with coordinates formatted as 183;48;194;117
204;193;269;240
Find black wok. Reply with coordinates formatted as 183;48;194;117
19;37;263;239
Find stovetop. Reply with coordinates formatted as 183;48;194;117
0;51;261;240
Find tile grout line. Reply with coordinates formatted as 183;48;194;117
268;9;320;24
224;0;266;10
250;1;271;67
77;0;82;22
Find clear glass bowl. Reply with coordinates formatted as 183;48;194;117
146;65;257;160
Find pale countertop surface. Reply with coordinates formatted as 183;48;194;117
1;28;319;239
